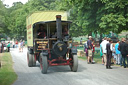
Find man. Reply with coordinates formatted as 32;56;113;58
87;36;93;63
37;24;47;38
118;38;127;68
106;39;113;69
7;42;10;52
101;37;109;66
125;40;128;67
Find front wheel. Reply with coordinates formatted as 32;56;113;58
69;55;78;72
40;53;48;74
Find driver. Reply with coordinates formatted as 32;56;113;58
37;24;47;38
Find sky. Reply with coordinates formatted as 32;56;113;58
2;0;28;7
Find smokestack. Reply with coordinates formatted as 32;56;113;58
56;15;62;41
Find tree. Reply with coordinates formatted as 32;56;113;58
99;0;128;34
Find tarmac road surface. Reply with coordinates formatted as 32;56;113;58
10;48;128;85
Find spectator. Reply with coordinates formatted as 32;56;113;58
12;41;15;48
106;39;113;69
84;41;88;60
118;38;127;68
0;41;4;53
7;42;10;52
80;38;82;45
115;40;121;65
19;41;21;52
87;36;93;64
100;43;104;65
15;40;18;48
125;40;128;67
20;40;24;52
92;38;95;63
101;37;109;66
112;44;116;64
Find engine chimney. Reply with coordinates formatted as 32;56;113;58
56;15;62;41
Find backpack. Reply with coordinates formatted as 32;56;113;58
84;42;88;51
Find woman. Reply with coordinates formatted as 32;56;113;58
100;44;104;65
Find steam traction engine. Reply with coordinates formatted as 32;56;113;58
27;12;78;74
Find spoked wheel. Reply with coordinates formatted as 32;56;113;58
40;53;48;74
27;51;36;67
69;55;78;72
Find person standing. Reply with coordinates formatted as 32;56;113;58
115;40;121;65
118;38;127;68
112;44;116;64
100;39;104;65
19;41;21;52
20;40;24;52
100;44;104;65
92;38;95;63
0;42;4;53
125;40;128;67
7;42;10;52
15;40;18;48
84;41;88;60
106;39;113;69
101;37;109;66
80;38;82;45
87;36;93;63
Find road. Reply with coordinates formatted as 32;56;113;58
10;48;128;85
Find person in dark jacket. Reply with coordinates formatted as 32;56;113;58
125;40;128;66
37;24;47;38
87;36;93;63
118;38;127;68
106;39;113;69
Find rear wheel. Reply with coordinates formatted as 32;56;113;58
40;53;48;74
69;55;78;72
27;51;33;67
32;54;36;66
27;51;36;67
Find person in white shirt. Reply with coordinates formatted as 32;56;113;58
101;37;109;66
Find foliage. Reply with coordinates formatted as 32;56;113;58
0;0;128;38
0;0;6;33
99;0;128;34
57;0;128;36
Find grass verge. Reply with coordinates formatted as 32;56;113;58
0;52;17;85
